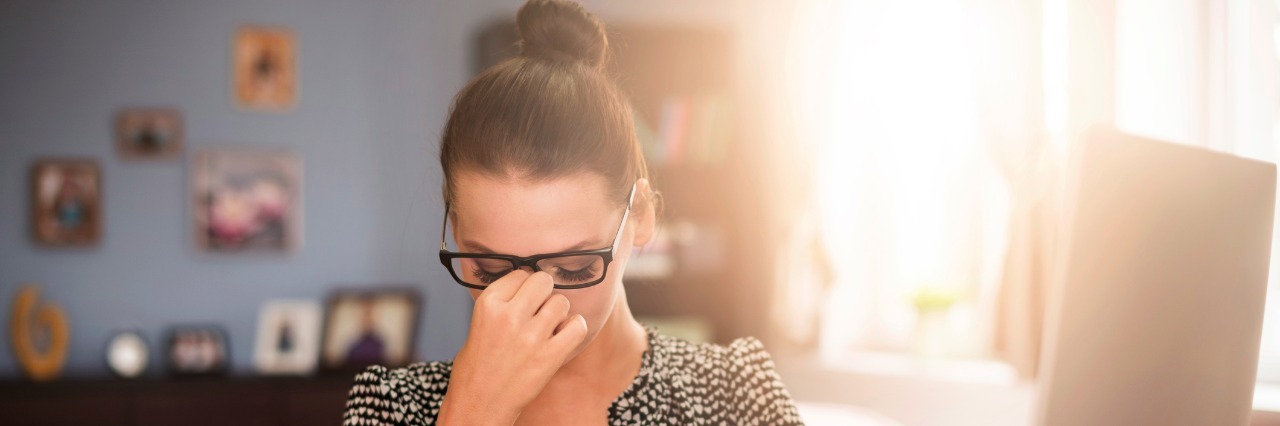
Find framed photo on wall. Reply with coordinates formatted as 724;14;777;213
253;299;322;376
115;108;183;160
319;288;421;373
233;25;296;112
191;148;302;252
30;159;102;246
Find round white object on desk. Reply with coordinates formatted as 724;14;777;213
106;331;149;378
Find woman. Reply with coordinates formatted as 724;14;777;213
343;0;803;424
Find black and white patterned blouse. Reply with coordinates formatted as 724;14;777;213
343;326;806;425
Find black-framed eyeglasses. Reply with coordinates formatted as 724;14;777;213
438;182;636;290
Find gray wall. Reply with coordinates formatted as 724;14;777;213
0;0;523;378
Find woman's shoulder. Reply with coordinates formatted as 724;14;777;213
649;329;776;373
643;329;805;424
343;361;453;426
353;360;455;384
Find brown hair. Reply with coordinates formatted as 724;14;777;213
439;0;650;208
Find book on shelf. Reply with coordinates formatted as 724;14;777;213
638;95;733;167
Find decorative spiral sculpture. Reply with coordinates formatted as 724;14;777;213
10;284;70;381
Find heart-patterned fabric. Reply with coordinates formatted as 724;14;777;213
342;326;805;425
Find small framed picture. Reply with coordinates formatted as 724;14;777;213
115;108;183;159
233;25;296;112
254;299;322;376
320;288;422;373
165;325;229;377
30;159;102;246
191;148;302;252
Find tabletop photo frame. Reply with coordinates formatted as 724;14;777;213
319;287;422;374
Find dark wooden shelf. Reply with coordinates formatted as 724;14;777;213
0;376;353;426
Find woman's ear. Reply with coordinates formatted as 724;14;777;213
631;178;657;247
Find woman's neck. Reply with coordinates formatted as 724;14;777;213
551;290;647;389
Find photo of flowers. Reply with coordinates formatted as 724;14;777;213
191;148;302;252
233;25;296;112
115;108;183;160
30;159;102;246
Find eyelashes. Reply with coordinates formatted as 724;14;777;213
469;266;510;284
468;265;601;284
554;265;598;282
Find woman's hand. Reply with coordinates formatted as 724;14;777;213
438;270;589;425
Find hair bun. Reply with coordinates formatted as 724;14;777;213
516;0;608;69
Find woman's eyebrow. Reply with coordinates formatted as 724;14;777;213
458;240;497;254
555;239;604;252
460;237;604;255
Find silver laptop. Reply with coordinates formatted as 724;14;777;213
1036;129;1277;426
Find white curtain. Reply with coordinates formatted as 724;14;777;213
771;0;1280;383
775;0;1047;360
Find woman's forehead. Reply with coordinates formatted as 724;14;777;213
452;171;612;211
450;172;615;254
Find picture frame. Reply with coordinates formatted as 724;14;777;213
253;299;322;376
165;325;230;377
30;159;102;246
115;108;183;160
233;25;296;112
190;148;303;252
319;287;422;373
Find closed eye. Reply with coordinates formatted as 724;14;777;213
469;266;512;284
551;265;599;282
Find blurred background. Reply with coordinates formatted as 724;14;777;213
3;0;1280;425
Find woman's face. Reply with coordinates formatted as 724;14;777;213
450;171;650;359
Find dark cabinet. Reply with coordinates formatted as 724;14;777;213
0;377;352;426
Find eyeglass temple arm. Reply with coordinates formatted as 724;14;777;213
611;183;637;256
440;202;449;251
